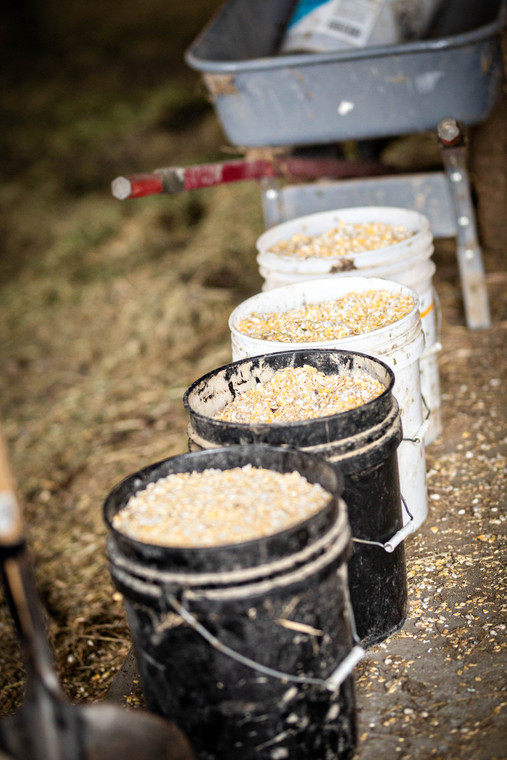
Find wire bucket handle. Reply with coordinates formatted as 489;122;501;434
166;592;364;694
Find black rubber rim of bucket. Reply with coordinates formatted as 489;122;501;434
183;348;396;447
103;443;345;573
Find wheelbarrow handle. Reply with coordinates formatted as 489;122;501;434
111;158;275;199
111;156;389;199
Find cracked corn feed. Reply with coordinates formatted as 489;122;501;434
237;289;415;342
214;364;384;424
112;465;330;547
269;221;414;260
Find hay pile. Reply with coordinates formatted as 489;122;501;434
0;2;266;707
0;168;267;706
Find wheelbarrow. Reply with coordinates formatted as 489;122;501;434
112;0;506;330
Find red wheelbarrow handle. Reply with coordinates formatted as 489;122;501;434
111;156;387;199
111;159;275;199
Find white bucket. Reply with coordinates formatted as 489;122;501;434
256;206;442;444
256;207;432;280
387;257;441;445
229;276;428;534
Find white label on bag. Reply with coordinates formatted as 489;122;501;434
322;0;382;45
316;0;383;46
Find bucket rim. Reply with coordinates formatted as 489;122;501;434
106;498;352;592
256;205;432;268
183;347;396;437
257;205;431;239
257;237;434;277
257;234;434;273
103;443;345;559
229;276;423;361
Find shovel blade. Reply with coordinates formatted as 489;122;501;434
0;702;194;760
81;703;195;760
0;695;86;760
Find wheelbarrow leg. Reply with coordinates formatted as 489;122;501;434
438;118;491;329
260;176;284;228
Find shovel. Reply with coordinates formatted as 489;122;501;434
0;430;195;760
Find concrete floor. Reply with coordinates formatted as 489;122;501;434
353;238;506;759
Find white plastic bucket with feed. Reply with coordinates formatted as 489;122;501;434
256;207;433;284
256;207;442;444
229;276;428;534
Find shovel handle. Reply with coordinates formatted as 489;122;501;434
0;428;65;699
0;429;24;549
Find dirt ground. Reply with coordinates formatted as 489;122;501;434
0;2;506;759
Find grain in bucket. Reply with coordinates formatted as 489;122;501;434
256;206;441;444
103;444;363;760
184;348;409;647
228;276;428;534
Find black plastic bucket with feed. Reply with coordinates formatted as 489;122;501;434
183;349;409;647
103;444;362;760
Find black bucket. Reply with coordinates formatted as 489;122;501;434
104;444;362;760
183;349;409;647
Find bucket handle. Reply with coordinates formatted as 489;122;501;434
352;496;414;554
167;593;364;693
403;393;431;445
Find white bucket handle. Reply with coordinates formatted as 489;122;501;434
352;496;414;554
167;593;364;693
403;393;431;444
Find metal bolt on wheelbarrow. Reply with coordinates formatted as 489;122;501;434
0;429;195;760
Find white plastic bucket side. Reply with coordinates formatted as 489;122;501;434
230;277;423;366
229;277;428;533
386;257;442;444
257;231;434;281
387;360;427;530
258;242;434;290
